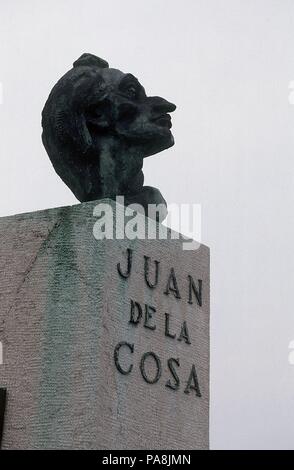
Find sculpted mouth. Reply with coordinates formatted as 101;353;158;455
152;114;172;129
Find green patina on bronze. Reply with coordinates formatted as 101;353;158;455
35;207;79;446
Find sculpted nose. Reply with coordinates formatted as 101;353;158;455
149;96;176;114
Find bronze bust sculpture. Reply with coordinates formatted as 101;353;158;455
42;53;176;219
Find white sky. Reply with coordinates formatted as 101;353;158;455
1;0;294;449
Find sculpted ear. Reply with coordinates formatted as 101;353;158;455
70;56;109;152
52;106;93;155
74;112;93;154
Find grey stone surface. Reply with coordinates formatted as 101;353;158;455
0;200;209;450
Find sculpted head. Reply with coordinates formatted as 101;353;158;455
42;53;176;210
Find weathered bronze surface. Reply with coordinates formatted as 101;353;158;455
42;53;176;219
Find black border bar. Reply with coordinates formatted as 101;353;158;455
0;388;6;449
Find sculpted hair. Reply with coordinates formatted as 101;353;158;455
41;54;109;199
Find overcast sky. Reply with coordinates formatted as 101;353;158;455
1;0;294;449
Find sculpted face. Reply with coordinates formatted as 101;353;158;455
85;67;176;157
42;53;176;217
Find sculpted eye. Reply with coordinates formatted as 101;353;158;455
125;85;138;99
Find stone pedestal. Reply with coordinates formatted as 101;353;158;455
0;200;209;449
